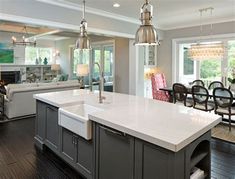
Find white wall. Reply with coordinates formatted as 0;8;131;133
157;21;235;86
129;41;145;96
56;38;76;78
114;38;129;94
129;39;137;95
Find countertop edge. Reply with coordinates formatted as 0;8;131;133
89;114;222;152
34;94;81;108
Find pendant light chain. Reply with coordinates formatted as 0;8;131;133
210;8;213;37
75;0;91;49
199;9;203;43
83;0;85;20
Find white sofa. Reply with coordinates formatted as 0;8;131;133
4;80;80;119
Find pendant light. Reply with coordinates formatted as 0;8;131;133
76;0;91;50
134;0;160;46
188;7;225;60
12;26;36;47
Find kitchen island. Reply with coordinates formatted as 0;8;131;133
34;89;221;179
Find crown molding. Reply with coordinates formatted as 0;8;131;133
159;18;235;31
36;0;140;25
0;13;135;39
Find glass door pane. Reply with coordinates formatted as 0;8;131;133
199;59;221;87
92;47;101;90
72;49;90;87
228;40;235;72
178;44;197;84
103;46;113;92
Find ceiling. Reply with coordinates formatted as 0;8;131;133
1;0;234;40
0;21;54;35
61;0;235;29
0;20;112;41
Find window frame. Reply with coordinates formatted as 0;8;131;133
172;33;235;84
25;46;53;65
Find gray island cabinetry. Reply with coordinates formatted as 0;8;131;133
35;100;59;153
94;123;210;179
35;100;93;179
34;90;221;179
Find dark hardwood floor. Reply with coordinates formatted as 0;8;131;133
0;117;235;179
0;117;83;179
211;139;235;179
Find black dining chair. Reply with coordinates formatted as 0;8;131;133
192;85;214;112
208;81;224;90
192;79;205;87
208;81;224;103
213;87;235;131
173;83;193;107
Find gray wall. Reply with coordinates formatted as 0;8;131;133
115;38;129;94
158;21;235;85
56;38;76;78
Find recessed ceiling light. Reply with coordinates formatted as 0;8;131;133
113;3;120;8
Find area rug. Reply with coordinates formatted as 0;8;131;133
212;123;235;144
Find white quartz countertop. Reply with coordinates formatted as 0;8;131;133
34;89;221;152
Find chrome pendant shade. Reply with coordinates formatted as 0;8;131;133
135;0;159;46
76;0;91;50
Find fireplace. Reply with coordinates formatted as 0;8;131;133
1;71;21;85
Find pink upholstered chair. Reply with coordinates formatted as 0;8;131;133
151;73;170;102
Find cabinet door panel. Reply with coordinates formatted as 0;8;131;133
97;125;134;179
35;101;46;141
142;144;168;179
61;128;76;162
45;106;59;151
76;136;93;174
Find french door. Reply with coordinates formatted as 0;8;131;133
91;42;114;92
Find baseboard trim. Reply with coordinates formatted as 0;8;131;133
34;136;45;150
6;114;36;121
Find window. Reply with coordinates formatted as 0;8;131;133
104;46;113;77
71;42;114;89
25;47;53;65
200;59;221;85
91;45;114;81
178;44;197;84
92;48;101;79
175;38;235;86
183;47;194;75
228;40;235;75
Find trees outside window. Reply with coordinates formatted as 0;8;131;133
228;40;235;74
